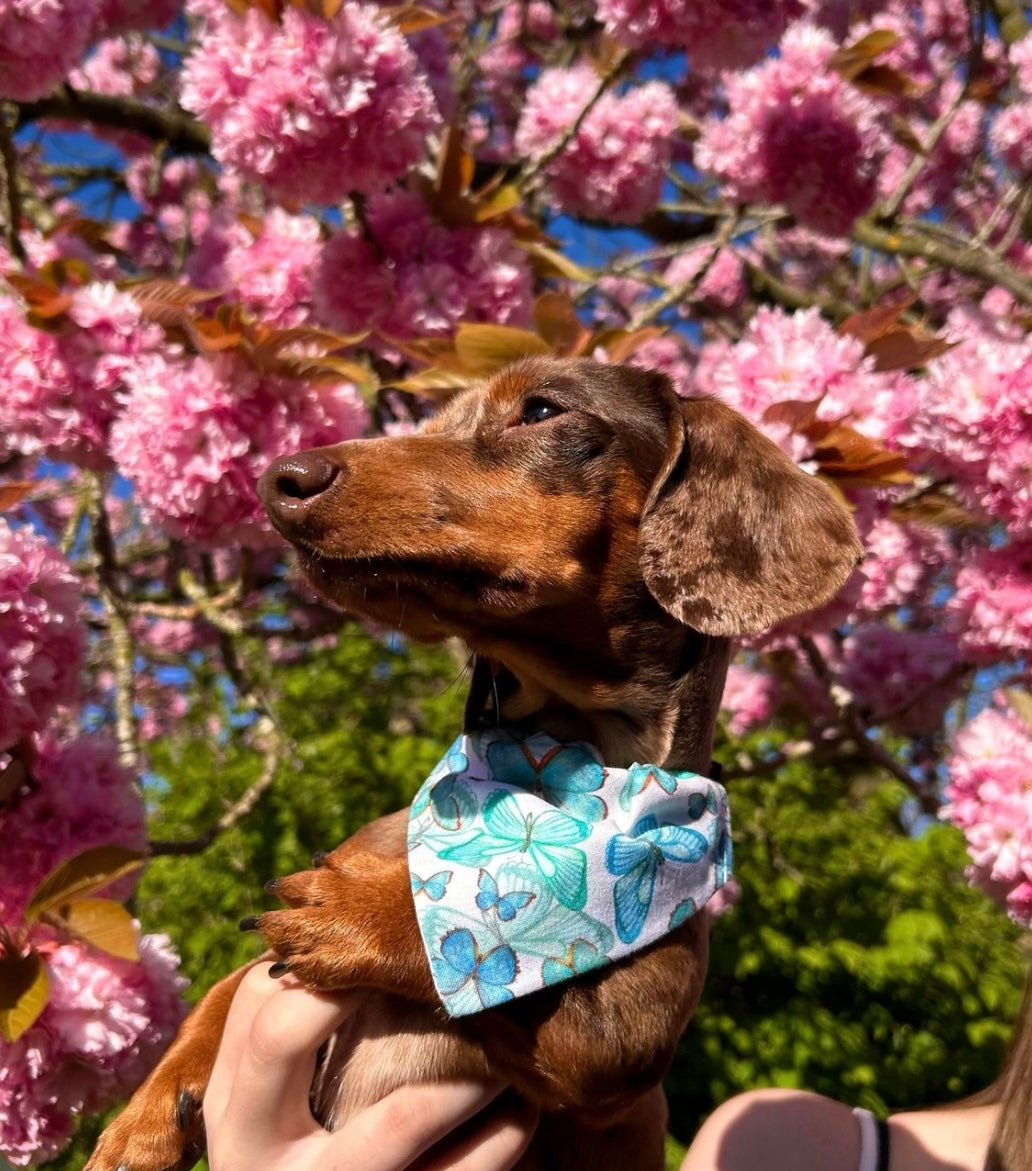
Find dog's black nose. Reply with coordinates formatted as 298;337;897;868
258;453;339;511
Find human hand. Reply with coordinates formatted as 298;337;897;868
203;963;538;1171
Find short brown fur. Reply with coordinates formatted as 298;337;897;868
89;358;861;1171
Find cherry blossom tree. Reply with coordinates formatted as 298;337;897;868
1;0;1032;1163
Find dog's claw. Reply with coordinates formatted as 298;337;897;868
238;915;260;932
264;878;279;894
175;1090;199;1132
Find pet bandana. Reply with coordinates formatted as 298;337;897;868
407;728;731;1018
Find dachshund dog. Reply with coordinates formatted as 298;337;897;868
89;357;861;1171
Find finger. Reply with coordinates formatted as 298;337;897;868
328;1081;507;1171
204;963;289;1125
417;1091;539;1171
217;978;358;1143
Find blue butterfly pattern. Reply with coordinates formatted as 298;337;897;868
606;814;710;945
432;928;517;1010
475;870;535;921
408;729;732;1015
487;736;608;824
439;789;590;910
410;871;452;902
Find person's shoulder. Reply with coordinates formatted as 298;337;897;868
680;1089;863;1171
888;1104;997;1171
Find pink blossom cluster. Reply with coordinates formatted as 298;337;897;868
0;521;84;753
109;349;368;545
856;516;954;619
0;0;177;101
314;188;532;338
0;736;145;923
720;662;780;736
0;737;185;1166
0;0;97;100
838;625;962;736
0;279;164;468
1;933;187;1166
598;0;801;70
943;700;1032;929
697;22;892;234
902;308;1032;535
188;205;323;328
180;0;441;206
694;305;912;458
950;541;1032;663
514;64;680;224
665;244;747;315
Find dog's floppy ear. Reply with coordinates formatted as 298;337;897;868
639;392;863;638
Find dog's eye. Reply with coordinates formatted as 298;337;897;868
520;398;565;426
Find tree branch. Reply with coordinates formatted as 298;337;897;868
853;216;1032;306
16;86;210;155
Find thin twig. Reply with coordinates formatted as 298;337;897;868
149;714;286;856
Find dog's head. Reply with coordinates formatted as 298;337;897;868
258;356;861;647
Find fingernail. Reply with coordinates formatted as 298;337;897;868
268;961;291;978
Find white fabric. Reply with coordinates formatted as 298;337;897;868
407;728;731;1017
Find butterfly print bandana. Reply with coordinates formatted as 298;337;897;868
407;728;732;1018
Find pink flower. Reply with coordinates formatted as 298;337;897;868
1012;31;1032;95
901;310;1032;535
665;244;746;314
0;0;98;100
0;523;84;753
839;625;962;736
314;189;532;339
950;541;1032;662
0;280;162;467
693;306;911;457
180;1;440;205
991;99;1032;175
720;662;779;735
0;934;187;1166
0;735;145;923
943;699;1032;928
697;22;891;234
514;64;680;224
110;350;368;546
856;516;954;618
70;32;159;94
598;0;800;70
188;205;323;328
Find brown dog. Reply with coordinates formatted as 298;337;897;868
88;357;860;1171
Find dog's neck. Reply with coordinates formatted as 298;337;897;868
463;626;732;777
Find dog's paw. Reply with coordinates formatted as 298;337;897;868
87;1079;204;1171
251;851;431;998
251;863;369;990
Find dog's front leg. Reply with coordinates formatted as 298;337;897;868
87;963;257;1171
